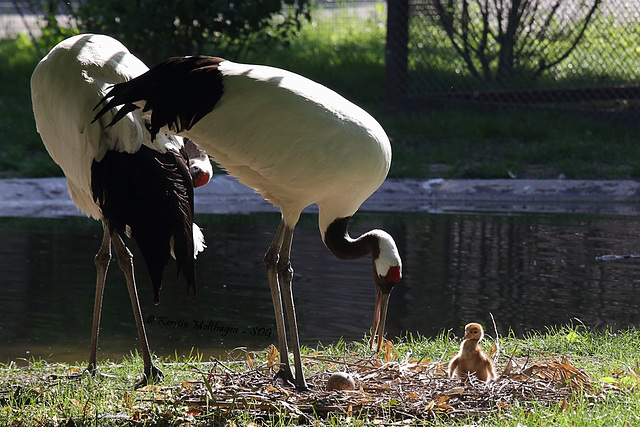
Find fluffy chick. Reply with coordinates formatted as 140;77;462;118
448;322;496;382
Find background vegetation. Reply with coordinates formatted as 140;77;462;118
76;0;311;65
423;0;602;84
1;1;638;181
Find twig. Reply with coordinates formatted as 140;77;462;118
489;312;500;362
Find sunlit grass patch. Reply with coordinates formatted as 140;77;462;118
2;327;640;425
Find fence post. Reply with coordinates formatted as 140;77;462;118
384;0;409;110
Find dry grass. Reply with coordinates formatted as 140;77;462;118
5;327;640;425
165;344;596;424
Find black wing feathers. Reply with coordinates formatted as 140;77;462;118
91;145;196;304
94;56;225;140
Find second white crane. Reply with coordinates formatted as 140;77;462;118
95;54;402;391
31;34;212;387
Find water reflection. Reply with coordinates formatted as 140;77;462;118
1;211;640;364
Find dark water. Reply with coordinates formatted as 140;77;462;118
1;211;640;364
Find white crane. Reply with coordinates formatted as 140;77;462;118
31;35;213;388
95;55;403;391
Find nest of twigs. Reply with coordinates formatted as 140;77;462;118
166;344;595;423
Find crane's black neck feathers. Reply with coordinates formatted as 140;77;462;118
94;56;225;140
324;217;379;261
91;145;196;304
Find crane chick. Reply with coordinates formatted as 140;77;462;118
448;322;496;382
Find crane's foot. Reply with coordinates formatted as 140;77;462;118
135;363;164;389
274;368;295;388
47;367;87;381
86;361;98;376
295;380;310;392
274;368;309;392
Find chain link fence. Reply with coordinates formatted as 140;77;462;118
4;0;639;122
385;0;640;121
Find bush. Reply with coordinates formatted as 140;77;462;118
75;0;311;64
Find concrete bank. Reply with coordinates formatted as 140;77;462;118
1;176;640;218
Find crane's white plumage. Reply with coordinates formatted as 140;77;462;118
31;35;212;387
31;34;190;219
179;60;391;233
95;54;403;391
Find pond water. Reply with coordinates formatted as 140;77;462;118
1;211;640;365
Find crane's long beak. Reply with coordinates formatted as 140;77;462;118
369;288;391;352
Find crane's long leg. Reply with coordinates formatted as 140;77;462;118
111;232;163;388
264;221;294;386
87;223;111;374
278;225;308;391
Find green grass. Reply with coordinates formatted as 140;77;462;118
3;5;640;181
382;107;640;179
2;326;640;426
230;3;388;106
0;35;62;178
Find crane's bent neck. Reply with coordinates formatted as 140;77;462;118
323;217;377;261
